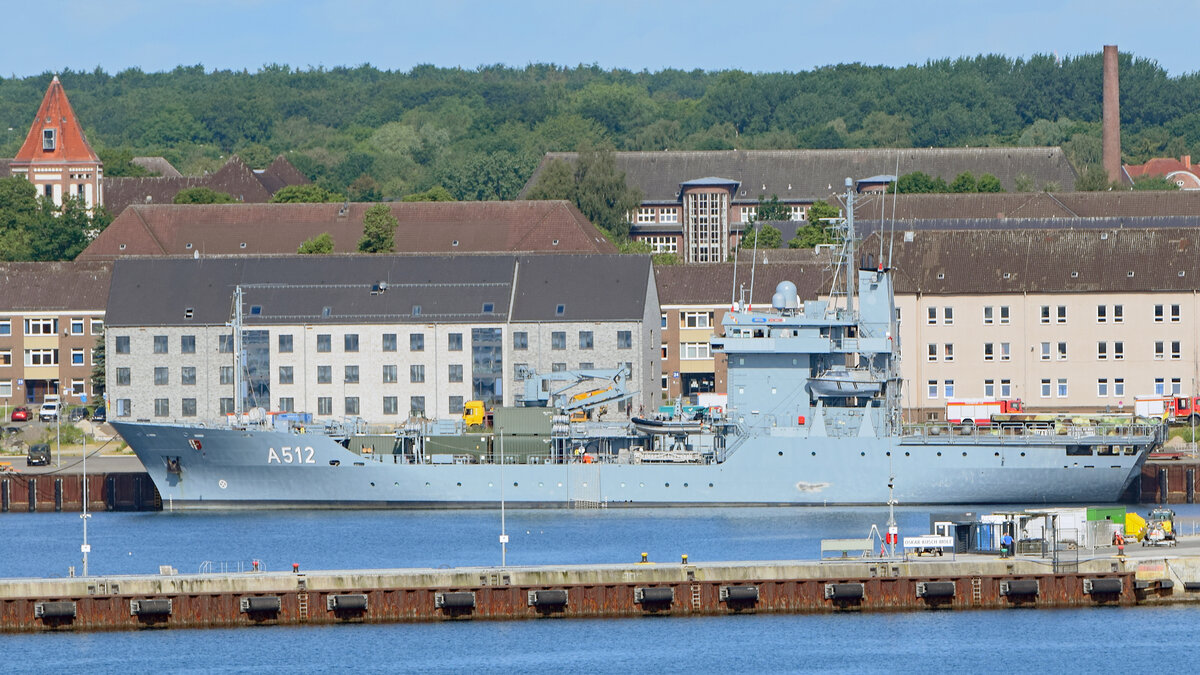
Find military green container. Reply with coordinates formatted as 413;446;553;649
426;435;490;458
493;407;554;436
349;435;402;455
496;436;554;464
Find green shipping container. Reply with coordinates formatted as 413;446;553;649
493;407;554;436
1087;506;1127;523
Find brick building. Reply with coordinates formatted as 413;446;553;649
7;76;103;210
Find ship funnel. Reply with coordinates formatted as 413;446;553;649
772;281;798;309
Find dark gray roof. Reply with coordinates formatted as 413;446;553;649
855;215;1200;233
106;254;651;327
0;261;112;312
522;148;1079;202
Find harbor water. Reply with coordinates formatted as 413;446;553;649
5;504;1200;673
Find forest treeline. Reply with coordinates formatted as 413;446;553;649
2;51;1200;202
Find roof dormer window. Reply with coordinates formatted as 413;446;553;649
43;128;56;151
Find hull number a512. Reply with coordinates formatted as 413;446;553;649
268;447;316;464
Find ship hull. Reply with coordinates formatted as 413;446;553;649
112;421;1149;509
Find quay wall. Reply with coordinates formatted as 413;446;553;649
0;473;159;512
3;556;1191;633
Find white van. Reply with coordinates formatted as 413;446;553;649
38;400;61;422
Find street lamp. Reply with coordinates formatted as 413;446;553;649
498;428;508;567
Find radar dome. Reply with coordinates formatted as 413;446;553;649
772;281;798;309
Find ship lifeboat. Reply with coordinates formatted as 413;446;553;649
809;366;883;398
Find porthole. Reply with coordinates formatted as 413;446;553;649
778;451;784;456
513;482;518;487
994;452;1000;457
905;452;910;457
639;482;645;488
425;482;431;487
370;482;375;487
860;452;866;457
1020;452;1026;457
456;482;462;487
936;452;942;457
665;483;670;488
488;482;493;487
886;451;891;457
558;482;564;487
683;483;689;488
620;482;625;488
708;483;714;488
539;482;544;487
962;452;967;457
394;482;399;487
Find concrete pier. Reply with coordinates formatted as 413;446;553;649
4;541;1200;632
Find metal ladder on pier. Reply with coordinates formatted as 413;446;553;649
971;577;982;606
297;578;309;621
691;584;701;611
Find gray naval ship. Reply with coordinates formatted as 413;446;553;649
111;180;1160;509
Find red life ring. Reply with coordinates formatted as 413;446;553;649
711;406;723;414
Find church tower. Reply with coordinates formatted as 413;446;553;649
9;76;103;209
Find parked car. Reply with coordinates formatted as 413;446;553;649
68;407;90;422
3;426;20;437
38;401;61;422
10;407;30;422
92;406;106;423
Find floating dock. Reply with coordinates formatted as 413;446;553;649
5;543;1200;632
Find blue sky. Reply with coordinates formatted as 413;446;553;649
5;0;1199;78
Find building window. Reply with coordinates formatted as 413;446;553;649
943;380;955;399
984;379;995;397
1114;342;1124;360
617;331;632;349
25;349;58;366
383;396;398;415
43;128;56;150
983;306;993;325
382;334;397;352
1000;343;1010;361
449;396;464;414
317;334;331;352
218;335;233;353
682;311;713;329
943;307;953;325
72;348;85;366
1155;378;1165;396
1114;378;1124;397
684;190;729;263
345;397;360;416
556;304;566;316
0;320;8;336
682;342;711;360
1172;378;1182;395
220;366;234;385
25;318;56;335
448;364;463;383
1096;305;1107;323
1000;379;1011;398
181;366;196;386
513;332;528;350
645;236;677;254
552;362;567;372
181;335;196;354
1172;304;1181;323
382;365;398;384
927;380;938;399
279;366;294;384
278;398;294;413
278;334;293;353
0;350;9;366
0;380;9;397
661;344;668;359
91;319;103;334
410;334;424;352
637;207;656;223
1040;379;1051;398
983;343;994;361
1040;306;1050;324
943;344;954;362
999;306;1010;324
660;208;678;223
1154;305;1164;323
927;307;937;325
1057;342;1067;360
1040;342;1050;361
1056;379;1068;398
579;362;594;370
344;334;359;352
448;333;463;352
579;331;594;350
1113;305;1123;323
410;396;425;416
154;367;169;386
661;314;667;329
1056;306;1067;324
738;206;757;223
1172;341;1182;360
115;399;132;417
1155;341;1165;360
551;332;566;350
1098;379;1108;397
1097;342;1107;360
70;318;84;335
182;399;197;417
115;336;130;354
317;365;332;384
116;367;131;386
317;397;332;416
344;365;359;384
410;365;425;383
153;335;168;354
154;398;169;417
927;344;937;362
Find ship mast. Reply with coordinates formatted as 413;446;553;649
843;177;856;317
231;285;244;417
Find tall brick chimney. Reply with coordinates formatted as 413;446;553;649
1102;45;1121;184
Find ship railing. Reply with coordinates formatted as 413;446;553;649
199;560;266;575
900;421;1161;443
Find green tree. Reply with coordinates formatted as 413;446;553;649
401;186;455;202
27;197;99;261
1014;173;1035;192
347;175;382;202
976;173;1004;192
96;147;151;177
571;143;644;239
235;144;275;169
358;204;397;252
1076;166;1112;191
270;184;345;203
298;232;335;254
524;158;576;201
1132;175;1181;191
948;172;977;193
744;223;782;249
892;171;948;193
173;187;238;204
0;177;37;260
755;194;791;221
789;200;839;248
90;329;105;404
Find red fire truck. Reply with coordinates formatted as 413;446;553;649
945;399;1025;427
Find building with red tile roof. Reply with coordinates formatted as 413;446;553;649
77;200;618;260
1123;156;1200;189
8;76;103;210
